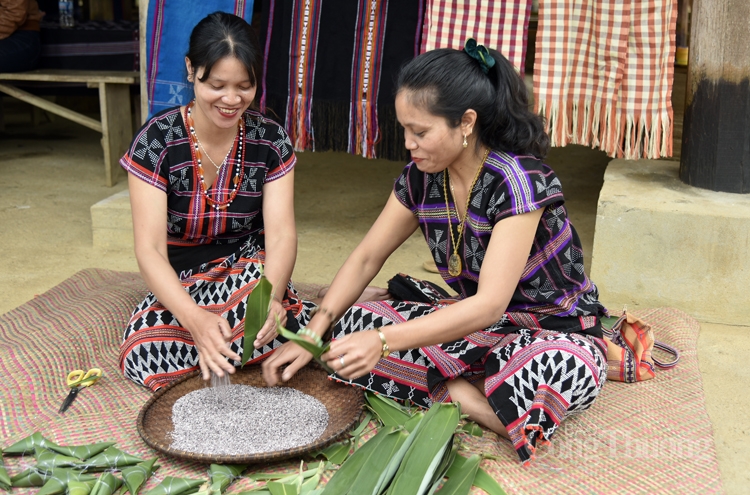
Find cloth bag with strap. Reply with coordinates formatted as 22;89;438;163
603;310;680;383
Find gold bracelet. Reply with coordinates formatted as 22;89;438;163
376;328;390;358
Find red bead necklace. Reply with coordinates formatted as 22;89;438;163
184;101;245;211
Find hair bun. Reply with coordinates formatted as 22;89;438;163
463;38;495;74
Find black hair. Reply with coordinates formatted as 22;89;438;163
186;12;262;90
396;47;550;159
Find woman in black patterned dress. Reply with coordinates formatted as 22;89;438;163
119;13;315;391
264;41;609;464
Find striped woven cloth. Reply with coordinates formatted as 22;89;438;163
419;0;533;75
260;0;425;161
533;0;677;159
0;270;722;494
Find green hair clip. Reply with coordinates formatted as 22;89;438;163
464;38;495;74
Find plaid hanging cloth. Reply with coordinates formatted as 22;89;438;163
533;0;677;159
145;0;255;118
419;0;533;76
260;0;425;161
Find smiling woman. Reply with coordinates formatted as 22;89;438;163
116;12;316;392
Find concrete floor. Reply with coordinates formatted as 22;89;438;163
1;101;748;494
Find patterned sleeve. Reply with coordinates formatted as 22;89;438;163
260;116;297;183
393;162;423;213
119;116;170;192
487;155;565;223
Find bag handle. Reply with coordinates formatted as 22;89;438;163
601;310;680;369
653;341;680;369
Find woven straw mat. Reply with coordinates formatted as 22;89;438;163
0;269;723;494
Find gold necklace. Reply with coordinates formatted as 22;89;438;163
443;148;490;277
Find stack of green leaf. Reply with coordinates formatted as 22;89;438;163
0;434;209;495
242;275;507;495
231;393;507;495
313;393;506;495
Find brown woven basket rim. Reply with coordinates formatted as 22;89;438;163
136;363;364;463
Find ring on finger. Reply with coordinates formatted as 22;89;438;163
339;355;345;368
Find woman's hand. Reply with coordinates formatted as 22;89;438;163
323;330;383;380
261;340;313;386
184;307;241;381
254;299;287;348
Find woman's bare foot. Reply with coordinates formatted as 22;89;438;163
316;285;391;304
446;377;509;439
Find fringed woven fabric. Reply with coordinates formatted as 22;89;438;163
533;0;676;159
419;0;533;75
145;0;255;118
260;0;425;161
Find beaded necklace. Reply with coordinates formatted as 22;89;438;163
443;148;490;277
184;101;245;211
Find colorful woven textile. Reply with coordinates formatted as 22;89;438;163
145;0;255;117
0;270;722;493
259;0;425;161
419;0;533;75
533;0;676;159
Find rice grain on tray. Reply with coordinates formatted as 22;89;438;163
170;385;329;455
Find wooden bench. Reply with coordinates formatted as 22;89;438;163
0;69;138;186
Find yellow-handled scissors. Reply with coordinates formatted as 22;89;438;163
58;368;102;414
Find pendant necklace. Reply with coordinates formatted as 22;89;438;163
443;148;490;277
184;101;245;211
196;135;233;172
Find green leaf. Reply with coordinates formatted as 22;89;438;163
385;403;461;495
34;446;82;469
365;392;411;413
3;432;56;456
0;450;11;491
299;462;325;494
347;428;409;495
433;454;479;495
47;442;116;461
243;275;273;365
321;427;399;495
365;393;412;428
445;455;507;495
143;476;206;495
67;480;96;495
10;469;48;488
350;412;373;437
33;470;97;495
89;472;123;495
121;457;159;495
426;441;458;494
82;447;143;471
266;481;299;495
208;464;246;494
472;468;507;495
276;324;333;373
403;411;424;433
247;472;299;482
317;440;351;465
459;422;483;437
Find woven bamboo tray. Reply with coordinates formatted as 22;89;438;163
137;363;364;463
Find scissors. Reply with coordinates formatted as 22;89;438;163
58;368;102;414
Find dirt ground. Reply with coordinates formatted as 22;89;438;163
1;99;748;493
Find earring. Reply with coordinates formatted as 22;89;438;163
462;134;468;148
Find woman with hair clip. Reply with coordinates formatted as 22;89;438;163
263;40;609;464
